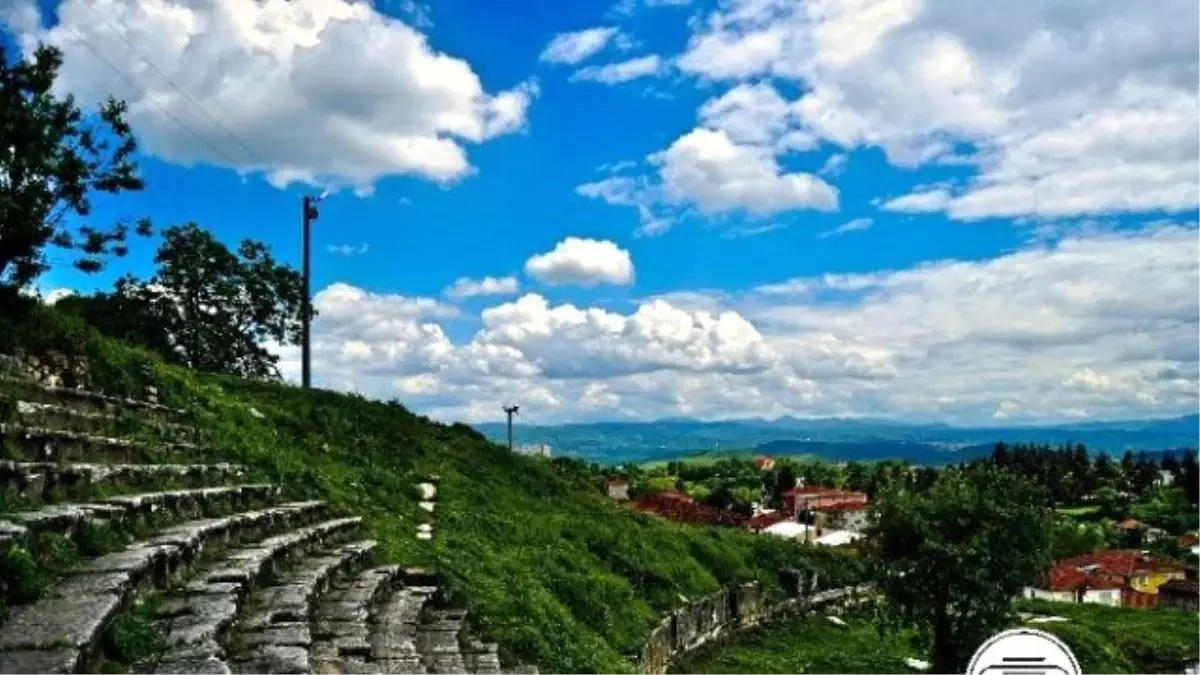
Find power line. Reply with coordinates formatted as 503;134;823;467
66;26;252;171
69;0;268;168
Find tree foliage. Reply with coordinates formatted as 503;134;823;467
866;465;1053;673
59;223;308;378
0;43;149;288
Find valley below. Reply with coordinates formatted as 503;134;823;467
476;415;1200;465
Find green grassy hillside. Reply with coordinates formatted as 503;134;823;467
670;612;921;674
671;601;1199;675
0;299;864;673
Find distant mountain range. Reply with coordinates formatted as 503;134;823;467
473;414;1199;466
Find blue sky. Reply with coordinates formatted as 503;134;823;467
4;0;1198;425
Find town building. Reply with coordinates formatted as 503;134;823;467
1025;550;1188;608
782;485;868;517
515;443;551;458
754;456;776;471
605;479;629;501
1113;518;1147;532
1177;533;1200;556
744;511;787;533
812;501;870;532
1157;579;1199;612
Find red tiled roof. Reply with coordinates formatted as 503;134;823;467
1060;550;1180;576
812;501;869;513
754;456;775;469
1040;549;1191;593
1114;518;1147;531
744;512;787;530
782;486;840;497
1045;565;1126;592
1177;534;1199;548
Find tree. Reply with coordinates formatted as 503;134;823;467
771;465;796;508
73;224;308;378
867;465;1053;673
55;275;174;360
0;43;150;289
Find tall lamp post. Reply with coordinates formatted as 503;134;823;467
502;405;520;452
301;195;322;390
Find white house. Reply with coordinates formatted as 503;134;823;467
1022;586;1122;607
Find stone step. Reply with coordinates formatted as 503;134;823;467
3;397;198;441
310;565;402;675
417;609;468;675
155;517;364;675
0;460;248;505
0;501;329;674
0;373;188;418
0;483;279;550
0;423;198;463
461;641;501;675
230;540;380;674
370;584;438;675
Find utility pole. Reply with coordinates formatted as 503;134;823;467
502;405;519;452
301;195;321;389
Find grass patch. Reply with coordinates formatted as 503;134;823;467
101;596;164;671
1016;599;1199;674
675;600;1199;675
671;612;921;674
1055;506;1101;517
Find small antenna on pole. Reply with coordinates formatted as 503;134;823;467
502;404;520;452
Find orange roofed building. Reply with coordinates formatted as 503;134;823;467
1025;550;1187;608
782;486;868;517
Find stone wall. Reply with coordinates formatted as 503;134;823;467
636;579;873;674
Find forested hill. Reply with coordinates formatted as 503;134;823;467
474;416;1200;465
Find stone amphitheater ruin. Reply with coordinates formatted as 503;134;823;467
0;351;872;674
0;354;515;675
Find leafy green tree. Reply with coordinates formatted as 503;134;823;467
867;465;1053;674
55;275;174;360
1092;486;1130;521
0;43;149;289
1094;453;1120;491
70;224;308;378
771;465;796;507
1049;519;1106;559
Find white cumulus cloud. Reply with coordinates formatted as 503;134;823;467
523;238;635;287
672;0;1199;220
12;0;537;194
578;84;837;235
571;55;665;84
539;26;620;64
275;225;1197;425
444;275;520;299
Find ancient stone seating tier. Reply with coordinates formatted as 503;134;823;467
0;358;504;675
